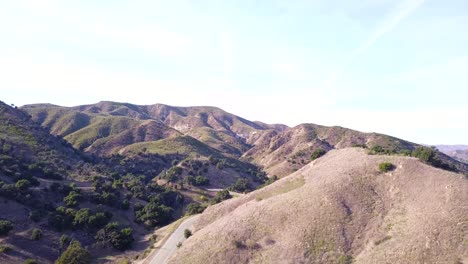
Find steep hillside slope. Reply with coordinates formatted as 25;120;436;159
244;124;404;176
0;101;84;180
23;104;181;155
169;148;467;264
0;102;264;264
23;102;468;177
23;101;283;157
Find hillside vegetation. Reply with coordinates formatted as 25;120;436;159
3;100;464;263
0;101;267;263
23;101;468;178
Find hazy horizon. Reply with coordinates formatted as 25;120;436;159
1;0;467;145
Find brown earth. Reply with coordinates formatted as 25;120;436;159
168;148;468;264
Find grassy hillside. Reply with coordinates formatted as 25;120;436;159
1;101;268;264
23;102;276;158
169;148;468;264
23;102;468;178
0;102;83;180
10;100;468;263
244;123;468;177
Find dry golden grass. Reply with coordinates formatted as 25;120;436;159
168;148;468;264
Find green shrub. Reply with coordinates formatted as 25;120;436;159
184;229;192;238
134;202;173;227
55;240;90;264
184;175;196;185
229;178;251;193
15;179;31;192
59;235;71;249
185;203;206;216
337;255;353;264
95;222;134;251
31;228;42;240
411;146;454;171
23;259;38;264
211;189;232;204
412;146;436;162
379;162;395;172
0;244;11;253
310;148;326;161
194;176;209;186
0;220;13;236
258;175;278;189
63;191;81;207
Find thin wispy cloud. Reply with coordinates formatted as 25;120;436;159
2;0;467;144
321;0;425;88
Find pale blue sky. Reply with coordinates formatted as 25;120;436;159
1;0;467;144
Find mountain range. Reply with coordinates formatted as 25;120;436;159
22;101;468;176
0;100;466;263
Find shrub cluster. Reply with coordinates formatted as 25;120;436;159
228;178;251;193
95;222;134;251
379;162;395;172
185;203;206;216
211;189;232;204
310;148;326;161
0;220;13;236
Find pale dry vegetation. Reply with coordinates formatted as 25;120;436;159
169;148;468;264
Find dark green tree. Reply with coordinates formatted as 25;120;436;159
15;179;31;192
310;148;326;161
55;240;90;264
0;220;13;236
31;228;42;240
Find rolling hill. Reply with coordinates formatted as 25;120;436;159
22;101;468;178
23;101;283;157
0;101;266;264
168;148;468;264
7;100;466;263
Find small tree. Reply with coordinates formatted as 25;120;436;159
0;220;13;236
15;179;31;192
412;146;436;162
185;203;206;216
229;178;251;193
0;244;11;253
194;176;209;186
211;189;232;204
31;228;42;240
64;191;81;207
379;162;395;172
184;229;192;238
310;148;326;161
55;240;90;264
60;235;71;250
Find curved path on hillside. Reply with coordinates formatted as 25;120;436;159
205;188;244;197
147;214;200;264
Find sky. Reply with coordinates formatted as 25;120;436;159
1;0;467;145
